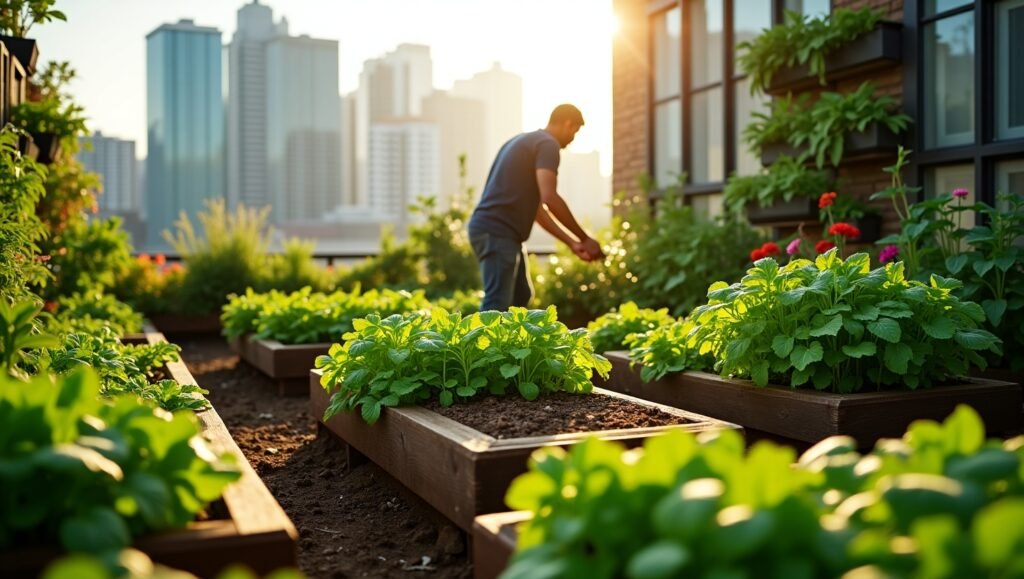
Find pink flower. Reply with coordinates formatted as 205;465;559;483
879;245;900;263
952;188;969;198
786;238;802;255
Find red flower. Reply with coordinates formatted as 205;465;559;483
761;242;781;256
828;222;861;239
155;253;166;266
750;248;767;261
819;192;838;209
815;240;835;253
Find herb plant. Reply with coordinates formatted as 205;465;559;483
0;127;49;303
0;299;58;379
686;250;1000;391
51;290;143;336
0;369;239;556
626;319;712;382
315;306;611;424
586;302;675;354
723;155;832;213
503;405;1024;579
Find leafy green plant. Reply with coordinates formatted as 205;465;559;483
0;369;239;556
503;405;1024;579
432;289;483;316
626;319;713;382
737;7;882;92
586;302;675;354
723;155;832;213
257;238;332;294
0;127;49;302
220;288;276;339
51;291;143;336
685;250;1000;391
315;306;611;424
0;0;66;37
11;98;87;146
41;217;135;301
333;226;422;292
0;298;58;379
43;548;306;579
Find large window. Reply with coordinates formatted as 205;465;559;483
649;0;781;201
908;0;1024;204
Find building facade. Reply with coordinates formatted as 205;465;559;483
421;90;487;203
367;121;440;224
145;19;224;250
451;62;524;173
612;0;1024;229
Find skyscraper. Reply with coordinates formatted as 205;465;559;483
145;19;224;250
79;131;145;246
451;62;523;168
227;1;341;223
368;121;440;225
421;90;487;203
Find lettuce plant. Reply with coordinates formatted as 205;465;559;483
504;405;1024;579
316;306;611;424
587;302;675;354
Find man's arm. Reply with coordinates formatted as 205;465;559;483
535;204;591;260
536;169;605;260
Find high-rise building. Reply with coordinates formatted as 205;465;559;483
227;1;341;223
421;90;487;205
79;131;145;246
340;92;357;206
145;19;224;250
451;62;523;169
368;121;440;225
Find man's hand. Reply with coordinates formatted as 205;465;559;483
580;237;605;261
570;241;594;261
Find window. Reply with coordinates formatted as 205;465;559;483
995;0;1024;141
925;164;976;228
652;6;682;188
923;11;974;148
783;0;830;18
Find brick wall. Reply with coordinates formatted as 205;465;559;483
612;0;651;199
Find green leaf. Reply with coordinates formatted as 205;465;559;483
751;360;769;386
790;342;824;372
945;254;969;274
439;390;454;407
518;381;540;400
954;329;999;351
59;507;131;553
981;299;1008;327
884;342;913;374
500;364;520;379
973;499;1024;569
625;540;691;579
809;314;843;337
361;401;383;423
868;318;902;343
511;347;532;360
973;260;995;278
771;335;794;358
455;386;476;397
920;317;956;340
841;342;877;358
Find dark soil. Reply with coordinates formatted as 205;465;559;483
424;391;691;439
174;335;472;579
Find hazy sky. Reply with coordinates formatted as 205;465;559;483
31;0;617;174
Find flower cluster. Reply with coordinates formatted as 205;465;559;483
749;242;781;261
878;244;900;263
818;191;837;208
815;240;835;253
828;222;861;240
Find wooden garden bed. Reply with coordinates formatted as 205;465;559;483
310;370;739;531
236;337;331;396
0;333;299;577
472;511;530;579
601;351;1022;448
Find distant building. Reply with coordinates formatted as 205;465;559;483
340;92;357;206
145;19;224;250
78;131;145;245
227;1;341;223
451;62;523;170
421;90;487;205
368;121;440;227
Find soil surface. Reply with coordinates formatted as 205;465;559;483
174;335;472;579
424;391;691;439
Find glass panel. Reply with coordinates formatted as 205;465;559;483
734;77;769;176
783;0;831;19
653;6;682;100
691;87;724;183
691;0;723;87
996;0;1024;140
924;12;975;149
925;0;972;17
690;193;725;219
654;99;683;188
996;159;1024;246
925;164;976;229
733;0;772;58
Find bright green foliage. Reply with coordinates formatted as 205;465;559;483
432;289;483;316
315;306;611;424
0;127;50;302
722;155;832;213
258;238;333;294
0;369;239;556
504;405;1024;579
43;548;306;579
737;7;882;92
407;192;480;296
627;319;713;382
51;291;143;336
0;299;59;379
42;330;208;412
744;82;911;169
333;226;421;292
677;250;1001;391
221;286;431;345
587;302;675;354
0;0;67;37
40;218;135;302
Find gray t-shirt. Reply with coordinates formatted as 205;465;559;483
468;129;560;242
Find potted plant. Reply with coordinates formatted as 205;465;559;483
10;98;86;164
724;155;832;224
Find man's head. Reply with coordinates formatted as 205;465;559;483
545;104;584;148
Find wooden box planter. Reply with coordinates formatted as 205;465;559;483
760;123;904;168
310;370;739;531
766;21;903;95
149;313;223;335
601;352;1022;448
237;337;330;396
472;511;529;579
0;333;298;577
0;35;39;74
745;196;820;225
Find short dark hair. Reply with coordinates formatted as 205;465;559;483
549;104;584;126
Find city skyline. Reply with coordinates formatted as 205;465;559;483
32;0;617;175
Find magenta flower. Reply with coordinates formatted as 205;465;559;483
952;188;969;199
786;238;802;255
879;245;900;263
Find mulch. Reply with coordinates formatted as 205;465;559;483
176;336;472;579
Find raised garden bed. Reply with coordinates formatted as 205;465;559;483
236;337;330;396
149;313;223;336
760;122;903;167
600;351;1022;448
310;369;739;531
766;21;902;95
471;511;529;579
0;333;299;578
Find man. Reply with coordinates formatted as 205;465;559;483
468;103;605;311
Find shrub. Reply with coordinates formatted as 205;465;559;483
0;127;49;303
587;302;675;354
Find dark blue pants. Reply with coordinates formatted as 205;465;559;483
469;232;532;311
